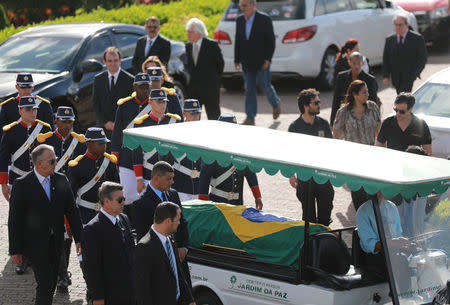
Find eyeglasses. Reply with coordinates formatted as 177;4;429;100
393;107;407;114
146;25;158;30
309;100;321;106
394;23;406;27
114;196;126;204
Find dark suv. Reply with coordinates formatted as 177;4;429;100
0;23;188;131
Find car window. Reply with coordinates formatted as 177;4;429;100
113;33;141;58
351;0;379;9
324;0;353;13
83;35;112;62
414;83;450;118
223;0;306;21
0;36;82;73
315;0;327;16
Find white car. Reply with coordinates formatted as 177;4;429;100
412;67;450;159
215;0;417;90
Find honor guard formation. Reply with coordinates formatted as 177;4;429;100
2;8;439;305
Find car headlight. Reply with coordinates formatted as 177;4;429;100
429;6;448;19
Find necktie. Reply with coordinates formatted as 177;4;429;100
43;177;51;200
116;219;125;242
193;43;199;66
165;238;180;299
162;192;168;202
110;75;115;90
146;39;152;58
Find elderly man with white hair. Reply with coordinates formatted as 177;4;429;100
185;17;224;120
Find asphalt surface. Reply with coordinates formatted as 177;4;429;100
0;44;448;304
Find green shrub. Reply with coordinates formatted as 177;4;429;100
0;0;229;43
0;5;9;30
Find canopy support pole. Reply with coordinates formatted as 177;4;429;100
300;178;314;282
372;193;400;305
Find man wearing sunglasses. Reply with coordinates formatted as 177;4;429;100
376;92;432;155
36;106;87;292
0;96;52;275
67;127;119;303
287;89;334;226
132;16;171;74
8;144;83;305
83;182;135;305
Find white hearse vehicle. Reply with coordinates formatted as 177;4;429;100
124;121;450;305
215;0;417;89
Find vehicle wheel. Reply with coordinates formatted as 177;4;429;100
317;47;337;90
173;80;186;102
195;291;223;305
222;78;243;91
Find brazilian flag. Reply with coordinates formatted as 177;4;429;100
182;200;329;268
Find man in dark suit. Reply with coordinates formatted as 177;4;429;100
135;202;195;305
84;182;135;305
382;13;427;94
92;46;134;138
185;18;224;120
234;0;280;125
330;52;379;126
8;144;83;305
132;161;189;254
132;16;171;74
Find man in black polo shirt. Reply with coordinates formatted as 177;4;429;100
376;92;432;155
288;89;334;226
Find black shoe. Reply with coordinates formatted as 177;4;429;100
56;271;72;293
15;261;28;275
15;264;25;275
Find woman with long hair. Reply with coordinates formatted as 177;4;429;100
141;55;174;88
333;80;380;210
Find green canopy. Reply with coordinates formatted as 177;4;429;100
123;121;450;198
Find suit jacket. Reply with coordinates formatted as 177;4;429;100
132;35;171;74
84;212;135;305
382;30;427;86
92;69;134;127
8;171;82;263
132;186;189;246
330;69;379;126
234;10;275;71
185;38;224;102
135;229;193;305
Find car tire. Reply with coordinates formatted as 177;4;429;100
317;47;337;90
173;80;186;102
195;291;223;305
222;78;243;91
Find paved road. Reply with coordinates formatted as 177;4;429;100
0;46;448;304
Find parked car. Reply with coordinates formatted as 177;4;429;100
411;67;450;158
215;0;417;90
0;23;188;132
391;0;449;43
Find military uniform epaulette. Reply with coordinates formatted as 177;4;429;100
117;96;133;106
35;95;51;104
103;152;118;164
0;97;14;107
2;121;18;131
71;132;86;143
134;114;149;125
37;131;54;143
161;87;176;95
35;119;51;128
166;113;181;121
68;154;85;167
